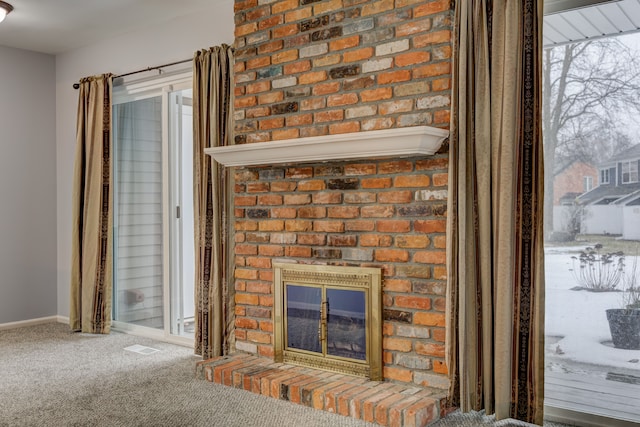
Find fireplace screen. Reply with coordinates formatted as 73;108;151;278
274;263;382;380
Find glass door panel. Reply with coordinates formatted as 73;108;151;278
285;284;322;353
113;96;164;330
542;31;640;424
326;288;366;360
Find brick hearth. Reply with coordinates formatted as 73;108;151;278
197;353;446;427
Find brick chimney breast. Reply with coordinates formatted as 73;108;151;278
231;0;452;389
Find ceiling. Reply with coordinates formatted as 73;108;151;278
0;0;637;55
0;0;223;55
544;0;640;46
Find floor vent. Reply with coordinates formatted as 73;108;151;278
124;344;160;355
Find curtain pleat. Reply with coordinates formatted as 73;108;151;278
70;74;114;334
193;45;235;359
446;1;545;424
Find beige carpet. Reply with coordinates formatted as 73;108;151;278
0;323;375;427
0;322;572;427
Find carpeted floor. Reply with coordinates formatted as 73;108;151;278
0;322;571;427
0;323;375;427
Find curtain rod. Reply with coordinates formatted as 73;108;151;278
72;58;192;89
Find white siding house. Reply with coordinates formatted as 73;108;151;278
577;145;640;240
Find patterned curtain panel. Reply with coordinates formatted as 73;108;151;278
70;74;114;334
445;1;545;425
193;45;235;359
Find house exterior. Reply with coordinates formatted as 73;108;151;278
552;159;597;233
553;159;597;206
577;144;640;238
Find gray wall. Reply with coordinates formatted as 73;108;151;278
0;46;57;323
0;1;234;323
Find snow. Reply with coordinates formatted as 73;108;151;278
545;246;640;371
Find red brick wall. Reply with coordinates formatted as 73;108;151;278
553;161;597;205
232;0;453;389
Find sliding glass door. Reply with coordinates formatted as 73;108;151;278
111;72;195;345
542;30;640;425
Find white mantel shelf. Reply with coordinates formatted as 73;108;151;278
204;126;449;167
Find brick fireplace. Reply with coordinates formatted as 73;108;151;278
226;0;453;393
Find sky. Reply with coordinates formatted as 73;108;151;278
544;30;640;150
613;32;640;140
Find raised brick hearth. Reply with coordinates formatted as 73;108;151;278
197;353;446;427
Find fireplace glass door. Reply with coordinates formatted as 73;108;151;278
275;263;381;380
285;285;367;361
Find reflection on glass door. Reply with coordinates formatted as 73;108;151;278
285;284;322;353
326;288;366;360
112;74;195;344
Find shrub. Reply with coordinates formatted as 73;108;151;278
570;244;625;291
622;253;640;310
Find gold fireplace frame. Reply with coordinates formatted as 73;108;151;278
273;262;382;380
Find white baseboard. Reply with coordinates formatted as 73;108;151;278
0;316;62;331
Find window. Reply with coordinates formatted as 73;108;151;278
583;176;593;192
543;28;640;426
621;161;638;184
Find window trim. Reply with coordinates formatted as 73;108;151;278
600;168;610;185
112;69;192;104
621;160;639;184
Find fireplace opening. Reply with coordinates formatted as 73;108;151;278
274;262;382;380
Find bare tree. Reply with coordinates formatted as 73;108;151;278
543;37;640;235
556;120;633;167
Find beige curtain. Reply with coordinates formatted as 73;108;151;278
193;45;235;359
70;74;114;334
445;1;545;424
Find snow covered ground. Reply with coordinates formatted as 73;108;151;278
545;245;640;372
